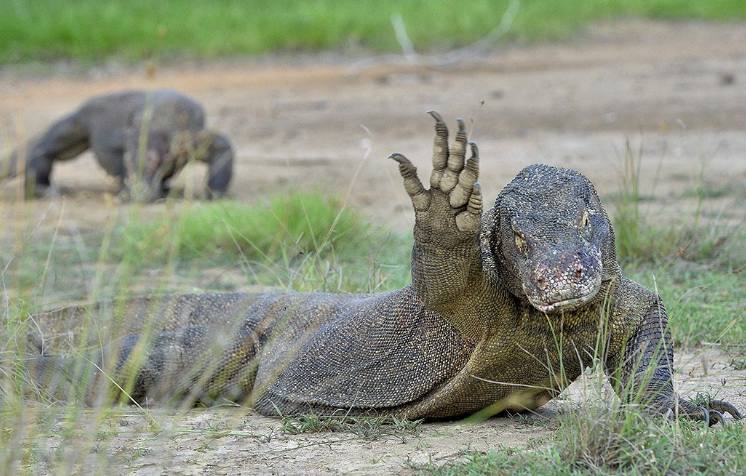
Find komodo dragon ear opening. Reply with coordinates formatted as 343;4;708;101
478;190;529;297
479;199;502;288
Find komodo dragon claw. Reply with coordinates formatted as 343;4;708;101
702;399;742;426
390;112;482;235
678;398;742;426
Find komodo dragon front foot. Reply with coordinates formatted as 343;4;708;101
388;112;484;308
676;397;743;426
389;111;482;242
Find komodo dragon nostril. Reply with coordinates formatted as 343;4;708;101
573;263;584;281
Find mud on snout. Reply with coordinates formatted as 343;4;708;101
521;248;602;313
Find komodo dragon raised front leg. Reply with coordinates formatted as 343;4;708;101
24;113;741;425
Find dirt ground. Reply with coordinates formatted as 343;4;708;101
24;348;746;475
2;21;746;230
1;20;745;475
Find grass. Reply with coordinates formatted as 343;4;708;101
630;266;744;347
281;413;421;440
0;192;410;306
612;141;744;268
115;193;366;264
416;411;746;475
609;140;745;346
418;349;744;475
0;0;745;64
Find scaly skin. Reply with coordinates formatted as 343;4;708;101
25;113;741;425
1;89;233;201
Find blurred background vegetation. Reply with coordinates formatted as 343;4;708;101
1;0;745;63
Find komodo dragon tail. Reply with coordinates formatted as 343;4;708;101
20;293;264;406
20;303;108;404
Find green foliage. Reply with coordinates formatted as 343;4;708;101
419;408;746;475
612;139;744;269
110;192;410;294
281;413;421;440
607;139;744;346
0;192;410;305
613;140;653;263
1;0;745;63
115;193;364;264
630;266;745;347
617;201;742;269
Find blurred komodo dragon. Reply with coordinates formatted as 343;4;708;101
0;89;233;201
26;112;741;426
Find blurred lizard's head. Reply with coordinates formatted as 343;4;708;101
481;164;618;314
123;128;173;202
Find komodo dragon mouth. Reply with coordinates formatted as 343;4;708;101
525;280;601;313
522;247;604;313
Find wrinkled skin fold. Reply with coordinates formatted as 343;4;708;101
24;112;741;425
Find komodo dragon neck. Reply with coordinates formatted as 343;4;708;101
396;273;623;419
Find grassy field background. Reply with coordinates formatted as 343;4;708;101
1;0;746;63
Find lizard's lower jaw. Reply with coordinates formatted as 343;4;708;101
525;282;602;314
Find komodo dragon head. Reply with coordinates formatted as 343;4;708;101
125;129;234;201
481;164;619;313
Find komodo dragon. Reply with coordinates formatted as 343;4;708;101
1;89;233;201
26;112;741;425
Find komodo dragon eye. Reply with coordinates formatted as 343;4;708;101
514;232;528;255
579;210;590;231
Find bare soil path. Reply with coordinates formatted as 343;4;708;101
27;349;745;475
